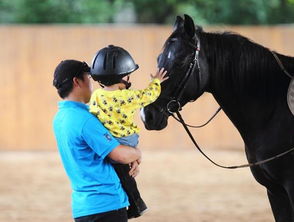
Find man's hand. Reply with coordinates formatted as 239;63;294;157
129;161;140;177
136;157;142;165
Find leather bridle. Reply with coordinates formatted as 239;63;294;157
166;37;201;114
158;34;294;169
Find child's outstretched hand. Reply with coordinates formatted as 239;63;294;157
151;68;168;83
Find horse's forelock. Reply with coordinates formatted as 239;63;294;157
162;31;195;68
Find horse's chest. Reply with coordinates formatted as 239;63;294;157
250;164;280;187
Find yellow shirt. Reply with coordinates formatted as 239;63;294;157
89;79;161;137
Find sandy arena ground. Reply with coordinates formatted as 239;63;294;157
0;150;274;222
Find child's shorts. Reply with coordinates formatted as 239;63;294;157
115;133;139;148
110;134;139;164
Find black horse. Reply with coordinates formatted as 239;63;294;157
141;15;294;221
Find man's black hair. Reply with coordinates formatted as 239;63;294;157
53;60;90;98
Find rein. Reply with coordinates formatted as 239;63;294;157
171;107;221;128
175;110;294;169
270;51;293;78
165;35;294;169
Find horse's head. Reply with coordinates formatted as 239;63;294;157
141;14;209;130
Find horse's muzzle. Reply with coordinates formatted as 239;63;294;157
140;106;168;130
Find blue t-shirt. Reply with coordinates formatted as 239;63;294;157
53;101;129;218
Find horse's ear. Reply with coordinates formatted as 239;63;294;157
195;25;203;33
173;16;184;31
184;14;195;38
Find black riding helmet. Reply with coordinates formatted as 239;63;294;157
90;45;139;86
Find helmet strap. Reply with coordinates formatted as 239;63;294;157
121;79;131;89
120;75;131;89
99;83;105;88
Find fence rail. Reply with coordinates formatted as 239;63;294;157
0;25;293;150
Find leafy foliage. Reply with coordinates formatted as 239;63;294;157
0;0;121;23
131;0;294;24
0;0;293;24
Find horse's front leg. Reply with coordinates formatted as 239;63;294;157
249;165;293;222
267;186;293;222
266;154;294;221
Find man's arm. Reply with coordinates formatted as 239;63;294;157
108;145;141;164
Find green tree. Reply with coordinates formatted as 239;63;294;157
129;0;294;25
0;0;294;24
0;0;123;23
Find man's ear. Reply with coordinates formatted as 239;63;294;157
173;16;184;31
184;14;196;38
73;77;81;87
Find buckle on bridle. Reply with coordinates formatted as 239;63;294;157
167;100;181;114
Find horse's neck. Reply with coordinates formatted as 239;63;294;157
202;33;294;144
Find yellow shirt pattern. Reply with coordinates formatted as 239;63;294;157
89;79;161;137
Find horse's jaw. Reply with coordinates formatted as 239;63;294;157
140;107;168;130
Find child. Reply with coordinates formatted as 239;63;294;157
89;45;167;219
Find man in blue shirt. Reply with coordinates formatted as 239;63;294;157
52;60;142;222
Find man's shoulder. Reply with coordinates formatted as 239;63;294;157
54;106;94;127
83;111;104;127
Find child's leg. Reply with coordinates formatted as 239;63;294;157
114;134;147;218
112;164;147;218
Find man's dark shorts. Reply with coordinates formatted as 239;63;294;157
74;208;127;222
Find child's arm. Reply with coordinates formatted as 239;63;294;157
131;68;168;107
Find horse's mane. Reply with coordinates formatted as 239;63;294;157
162;28;293;104
197;30;292;99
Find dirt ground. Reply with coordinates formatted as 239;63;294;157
0;149;274;222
